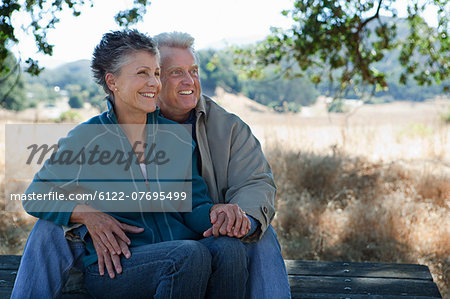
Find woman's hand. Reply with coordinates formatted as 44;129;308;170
70;204;144;278
94;238;130;278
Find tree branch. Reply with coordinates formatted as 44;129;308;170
0;61;19;84
0;63;21;107
360;0;383;29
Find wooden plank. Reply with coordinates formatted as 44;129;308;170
289;292;442;299
0;256;19;299
0;255;20;270
0;288;13;299
289;275;442;298
0;269;16;287
0;256;443;299
285;260;434;280
0;268;16;299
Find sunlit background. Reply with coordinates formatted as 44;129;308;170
2;0;449;297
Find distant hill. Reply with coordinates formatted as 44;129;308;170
26;59;93;90
22;15;448;111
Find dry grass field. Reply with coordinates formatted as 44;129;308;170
1;93;449;296
218;91;450;297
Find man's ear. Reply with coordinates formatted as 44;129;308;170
105;73;116;92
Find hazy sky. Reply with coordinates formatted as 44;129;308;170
11;0;439;68
12;0;294;68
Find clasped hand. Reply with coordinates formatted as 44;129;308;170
74;203;250;279
203;203;251;238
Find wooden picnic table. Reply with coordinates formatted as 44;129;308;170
0;255;442;298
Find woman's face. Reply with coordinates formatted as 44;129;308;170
108;51;161;119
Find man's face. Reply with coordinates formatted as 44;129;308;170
158;46;201;122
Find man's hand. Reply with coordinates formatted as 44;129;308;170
70;204;144;278
203;204;251;238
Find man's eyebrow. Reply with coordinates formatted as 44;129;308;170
166;65;180;70
166;64;198;70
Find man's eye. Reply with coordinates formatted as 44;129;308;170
172;70;182;75
138;71;147;75
192;69;199;75
155;71;160;77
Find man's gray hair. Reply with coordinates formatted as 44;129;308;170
154;32;198;63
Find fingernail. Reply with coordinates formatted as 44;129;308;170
117;251;121;255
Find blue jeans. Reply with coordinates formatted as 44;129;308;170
11;219;290;299
198;237;248;299
85;241;211;299
85;237;247;299
246;225;291;299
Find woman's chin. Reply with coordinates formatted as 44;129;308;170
141;103;157;113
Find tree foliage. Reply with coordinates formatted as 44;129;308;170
0;51;27;110
68;93;83;108
234;0;449;99
0;0;151;76
243;73;318;109
0;0;150;109
198;49;243;95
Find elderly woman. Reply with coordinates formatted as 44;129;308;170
18;30;248;299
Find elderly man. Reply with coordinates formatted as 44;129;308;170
11;32;290;299
154;31;290;298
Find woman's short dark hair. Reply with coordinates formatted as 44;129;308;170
91;29;159;94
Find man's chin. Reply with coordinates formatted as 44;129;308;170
179;97;198;108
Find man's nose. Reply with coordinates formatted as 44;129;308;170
182;72;195;85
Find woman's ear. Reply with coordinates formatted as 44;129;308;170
105;73;116;92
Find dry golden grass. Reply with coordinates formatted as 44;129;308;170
1;97;449;296
250;98;450;297
267;148;449;295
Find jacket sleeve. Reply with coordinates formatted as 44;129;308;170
181;149;213;234
23;127;88;226
224;116;276;241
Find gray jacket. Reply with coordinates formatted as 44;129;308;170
194;95;276;240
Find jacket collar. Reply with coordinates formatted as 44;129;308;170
105;95;118;123
194;94;208;119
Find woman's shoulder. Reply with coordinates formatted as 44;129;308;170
59;112;114;147
82;111;111;125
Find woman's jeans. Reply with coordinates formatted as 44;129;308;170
11;219;291;299
85;241;212;299
85;238;248;299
